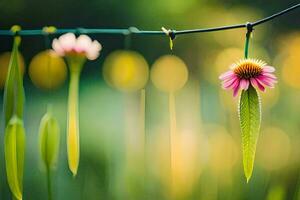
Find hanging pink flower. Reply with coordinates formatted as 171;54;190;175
52;33;102;60
219;58;277;96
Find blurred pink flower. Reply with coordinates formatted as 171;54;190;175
52;33;102;60
219;59;277;97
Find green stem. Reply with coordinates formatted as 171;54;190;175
46;168;52;200
67;70;81;176
244;31;251;59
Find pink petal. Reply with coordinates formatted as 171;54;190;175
262;66;275;73
86;41;102;60
256;77;272;88
219;71;235;80
251;78;265;92
75;34;92;53
239;79;250;90
58;33;76;52
257;76;276;87
232;79;240;97
222;76;238;89
52;39;65;56
263;77;278;83
261;72;277;80
233;83;240;97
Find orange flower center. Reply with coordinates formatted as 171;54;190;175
233;61;263;79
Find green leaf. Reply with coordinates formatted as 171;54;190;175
5;116;25;200
238;85;261;182
39;108;60;170
3;37;25;126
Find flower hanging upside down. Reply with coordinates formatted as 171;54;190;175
52;33;102;176
219;59;277;96
219;58;277;182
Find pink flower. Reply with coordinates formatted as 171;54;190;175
52;33;102;60
219;59;277;97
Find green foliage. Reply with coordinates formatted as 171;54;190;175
238;85;261;182
4;116;25;200
39;108;60;170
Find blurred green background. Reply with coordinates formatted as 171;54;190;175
1;0;300;199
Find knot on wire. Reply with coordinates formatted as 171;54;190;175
42;26;57;35
125;26;139;35
162;27;176;40
162;27;176;50
10;25;21;45
10;25;21;36
245;22;254;35
124;27;138;49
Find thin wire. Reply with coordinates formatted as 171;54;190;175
0;3;299;37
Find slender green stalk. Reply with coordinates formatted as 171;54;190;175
46;167;52;200
67;70;81;176
244;31;251;59
66;57;84;177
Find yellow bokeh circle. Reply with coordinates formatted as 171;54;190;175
103;50;149;92
0;51;25;89
151;55;188;92
29;50;67;90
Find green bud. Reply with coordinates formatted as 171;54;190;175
39;110;60;170
5;116;25;200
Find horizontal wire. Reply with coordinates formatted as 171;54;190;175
0;3;299;37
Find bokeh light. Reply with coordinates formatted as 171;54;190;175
0;51;25;89
29;50;67;90
266;184;286;200
151;55;188;93
103;50;149;92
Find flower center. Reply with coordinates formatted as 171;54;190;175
233;61;263;79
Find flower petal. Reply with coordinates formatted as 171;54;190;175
240;79;250;90
231;79;240;97
219;71;235;81
251;78;265;92
233;82;240;97
52;39;65;56
86;41;102;60
75;35;92;53
261;72;277;80
262;66;275;73
58;33;76;52
222;76;238;89
257;76;276;87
